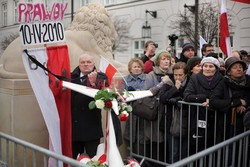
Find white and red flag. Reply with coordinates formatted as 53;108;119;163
199;35;207;57
22;45;72;166
220;0;232;57
231;0;250;4
46;45;72;160
78;110;125;167
99;57;117;85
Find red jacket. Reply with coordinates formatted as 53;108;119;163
144;60;154;73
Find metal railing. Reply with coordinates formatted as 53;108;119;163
0;132;86;167
127;100;250;166
168;130;250;167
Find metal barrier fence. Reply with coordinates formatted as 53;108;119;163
168;130;250;167
127;100;249;166
0;132;86;167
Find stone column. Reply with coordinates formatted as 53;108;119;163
0;78;48;166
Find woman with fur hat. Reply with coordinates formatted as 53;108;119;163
210;57;250;132
210;56;250;166
184;56;224;154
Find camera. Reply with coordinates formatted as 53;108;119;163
168;34;178;46
154;43;158;48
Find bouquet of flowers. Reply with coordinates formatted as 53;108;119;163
88;89;133;121
77;153;140;167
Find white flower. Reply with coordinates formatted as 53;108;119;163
95;99;105;109
121;111;129;116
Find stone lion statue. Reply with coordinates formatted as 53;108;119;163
0;3;127;79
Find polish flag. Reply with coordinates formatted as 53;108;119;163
78;111;124;167
99;57;117;84
46;45;72;160
220;0;232;57
231;0;250;4
22;45;72;166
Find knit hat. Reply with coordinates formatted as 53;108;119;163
225;56;247;74
201;57;220;68
187;56;202;71
154;50;171;66
182;43;195;53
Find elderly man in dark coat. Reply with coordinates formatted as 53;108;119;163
71;52;108;159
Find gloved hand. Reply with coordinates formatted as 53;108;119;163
168;97;182;104
127;86;135;91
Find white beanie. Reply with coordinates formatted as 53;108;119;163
201;57;220;68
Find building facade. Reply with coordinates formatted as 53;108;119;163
0;0;250;63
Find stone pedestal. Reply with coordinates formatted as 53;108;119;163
0;78;129;165
0;78;48;166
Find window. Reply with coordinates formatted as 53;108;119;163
141;41;145;49
178;38;184;48
80;0;89;6
103;0;115;5
134;41;139;49
2;2;7;26
14;0;19;23
230;35;233;47
133;39;145;58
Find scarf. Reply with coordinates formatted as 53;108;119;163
225;75;246;87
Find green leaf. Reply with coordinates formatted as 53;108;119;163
89;101;96;110
124;89;134;97
126;105;133;112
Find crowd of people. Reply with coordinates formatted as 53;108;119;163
70;41;250;166
122;40;250;166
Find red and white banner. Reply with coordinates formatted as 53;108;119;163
83;111;124;167
22;45;72;166
99;57;117;85
231;0;250;4
47;45;72;159
220;0;232;57
22;48;62;166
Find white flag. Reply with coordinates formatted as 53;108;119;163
22;48;62;167
90;111;124;167
106;111;124;167
199;36;207;57
246;64;250;75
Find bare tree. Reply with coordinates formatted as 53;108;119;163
0;33;19;54
172;3;219;46
112;17;130;53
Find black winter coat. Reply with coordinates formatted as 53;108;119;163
210;75;250;137
159;77;189;135
184;71;223;103
178;53;189;63
183;71;223;148
71;66;107;142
